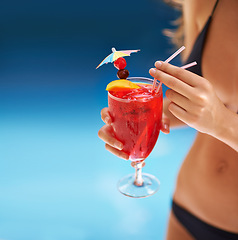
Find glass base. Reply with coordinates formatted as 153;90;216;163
117;173;160;198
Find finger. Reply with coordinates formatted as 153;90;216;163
161;123;170;134
155;61;201;87
105;144;129;160
166;89;191;112
161;113;170;134
149;68;193;99
98;125;123;150
168;102;190;124
100;107;112;125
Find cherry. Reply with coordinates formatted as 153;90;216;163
117;69;129;79
114;57;127;70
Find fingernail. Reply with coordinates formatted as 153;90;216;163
115;142;123;150
163;123;170;134
164;123;169;131
105;116;111;124
121;153;129;160
149;68;156;75
155;61;162;68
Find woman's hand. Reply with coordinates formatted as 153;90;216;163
98;108;129;160
98;107;170;160
149;61;226;137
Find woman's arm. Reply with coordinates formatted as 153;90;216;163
182;0;218;61
215;106;238;152
181;0;199;61
150;61;238;152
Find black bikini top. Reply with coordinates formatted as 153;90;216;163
185;0;238;113
184;0;219;76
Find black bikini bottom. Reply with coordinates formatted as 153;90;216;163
172;201;238;240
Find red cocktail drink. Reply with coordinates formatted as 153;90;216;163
108;81;163;162
108;77;163;198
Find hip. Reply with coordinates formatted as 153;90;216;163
173;132;238;232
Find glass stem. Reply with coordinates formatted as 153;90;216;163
132;161;145;186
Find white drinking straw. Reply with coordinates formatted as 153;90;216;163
180;61;197;69
152;78;157;90
165;46;185;63
155;61;198;93
152;46;186;91
155;81;163;94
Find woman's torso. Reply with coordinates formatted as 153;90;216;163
173;0;238;233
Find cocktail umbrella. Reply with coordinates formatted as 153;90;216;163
96;47;140;69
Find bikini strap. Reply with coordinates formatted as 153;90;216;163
211;0;219;17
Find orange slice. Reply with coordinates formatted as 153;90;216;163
106;79;140;91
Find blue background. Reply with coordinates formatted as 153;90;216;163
0;1;196;239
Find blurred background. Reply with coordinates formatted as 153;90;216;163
0;0;196;239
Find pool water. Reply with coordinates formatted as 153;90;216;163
0;1;196;239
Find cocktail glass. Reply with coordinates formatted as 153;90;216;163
108;77;163;198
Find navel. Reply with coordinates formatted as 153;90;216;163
215;159;229;174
